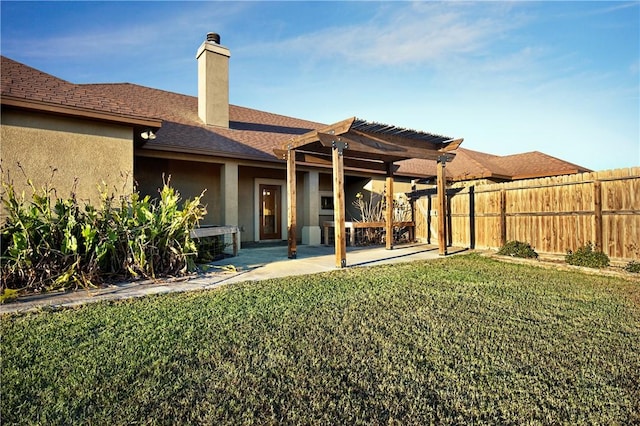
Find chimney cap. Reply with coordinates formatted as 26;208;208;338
206;32;221;44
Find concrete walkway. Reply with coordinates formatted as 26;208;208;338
1;243;467;314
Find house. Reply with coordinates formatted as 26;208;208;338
1;33;590;249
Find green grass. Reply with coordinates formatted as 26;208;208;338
2;254;639;424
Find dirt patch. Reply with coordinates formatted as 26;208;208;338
484;252;640;282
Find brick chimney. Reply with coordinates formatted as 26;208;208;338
196;32;230;127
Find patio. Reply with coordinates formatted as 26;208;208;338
0;243;467;314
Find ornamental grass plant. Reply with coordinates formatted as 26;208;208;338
1;174;206;296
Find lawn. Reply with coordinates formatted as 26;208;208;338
2;254;639;424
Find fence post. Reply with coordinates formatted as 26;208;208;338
469;186;475;249
437;157;448;255
593;180;603;252
499;189;507;247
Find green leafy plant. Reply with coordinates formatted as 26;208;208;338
1;174;206;298
623;260;640;273
566;242;610;268
498;240;539;259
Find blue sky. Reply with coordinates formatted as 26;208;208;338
2;1;638;171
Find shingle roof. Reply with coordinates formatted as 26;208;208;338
397;148;591;181
81;81;326;161
2;55;590;180
1;56;160;126
491;150;590;179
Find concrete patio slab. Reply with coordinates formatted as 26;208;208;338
1;243;468;314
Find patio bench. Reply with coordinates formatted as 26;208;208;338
190;225;240;256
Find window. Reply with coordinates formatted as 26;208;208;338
320;191;334;215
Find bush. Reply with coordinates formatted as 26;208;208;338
1;177;206;296
497;241;539;259
565;243;610;268
623;260;640;274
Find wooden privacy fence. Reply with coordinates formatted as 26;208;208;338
412;167;639;261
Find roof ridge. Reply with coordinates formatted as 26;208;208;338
81;81;193;98
458;148;496;174
231;103;325;127
1;55;75;88
459;147;500;158
522;150;591;172
82;82;325;127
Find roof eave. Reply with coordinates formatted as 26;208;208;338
1;96;162;128
138;143;282;164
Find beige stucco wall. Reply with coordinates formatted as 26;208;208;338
1;109;133;211
135;157;221;225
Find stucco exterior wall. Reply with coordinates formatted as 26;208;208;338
135;157;221;225
1;109;133;208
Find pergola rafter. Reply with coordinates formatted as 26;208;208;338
276;116;462;268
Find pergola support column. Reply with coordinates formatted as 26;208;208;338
287;148;297;259
385;162;394;250
332;142;347;268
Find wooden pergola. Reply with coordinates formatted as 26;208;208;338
275;117;462;268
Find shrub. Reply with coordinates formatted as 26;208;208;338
1;176;206;296
565;243;610;268
351;190;412;246
497;241;539;259
623;260;640;274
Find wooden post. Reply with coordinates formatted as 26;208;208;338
437;157;447;255
468;186;475;249
332;142;347;268
427;195;432;244
385;163;394;250
593;180;603;252
499;189;507;247
287;149;297;259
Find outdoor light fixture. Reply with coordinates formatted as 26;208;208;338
141;130;156;140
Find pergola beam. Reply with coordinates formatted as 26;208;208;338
350;129;463;153
283;117;356;151
274;149;399;173
317;132;446;161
